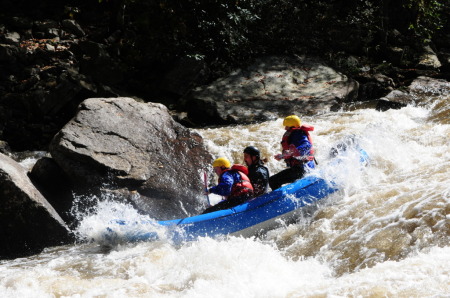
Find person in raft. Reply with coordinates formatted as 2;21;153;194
202;157;254;214
243;146;270;197
269;115;316;190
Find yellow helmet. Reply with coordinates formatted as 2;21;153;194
283;115;301;127
212;157;231;168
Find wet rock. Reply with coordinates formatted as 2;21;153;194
416;45;442;70
408;76;450;96
375;76;450;109
379;89;414;105
184;55;358;125
375;100;407;112
356;73;395;101
0;153;72;260
358;82;390;101
50;97;213;219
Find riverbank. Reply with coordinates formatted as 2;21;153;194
1;2;449;152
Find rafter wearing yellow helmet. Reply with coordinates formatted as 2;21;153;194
203;157;254;214
270;115;316;190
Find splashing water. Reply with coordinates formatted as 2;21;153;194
1;92;449;297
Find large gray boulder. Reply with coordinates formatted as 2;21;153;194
184;55;359;125
50;97;213;219
0;153;71;259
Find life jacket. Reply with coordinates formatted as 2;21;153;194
221;164;253;199
281;125;315;167
230;164;249;176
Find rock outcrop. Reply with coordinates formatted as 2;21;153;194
0;153;71;259
50;97;213;219
183;56;359;125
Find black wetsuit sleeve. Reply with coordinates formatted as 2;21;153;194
250;166;270;197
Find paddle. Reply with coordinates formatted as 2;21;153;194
203;171;211;206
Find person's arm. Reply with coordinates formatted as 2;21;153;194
290;132;312;157
209;172;233;196
276;132;311;160
251;166;269;196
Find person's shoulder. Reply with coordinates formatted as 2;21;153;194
290;129;304;139
293;129;310;139
293;128;306;135
220;171;233;179
223;170;233;176
225;170;242;178
256;164;269;173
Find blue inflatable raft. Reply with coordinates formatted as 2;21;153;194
103;147;368;245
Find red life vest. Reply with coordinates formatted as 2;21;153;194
221;164;254;199
281;125;315;167
230;164;249;176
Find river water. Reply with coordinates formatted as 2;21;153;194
1;88;449;297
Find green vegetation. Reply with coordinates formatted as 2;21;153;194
2;0;448;73
404;0;447;41
93;0;448;71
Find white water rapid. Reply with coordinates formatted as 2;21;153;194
1;92;449;297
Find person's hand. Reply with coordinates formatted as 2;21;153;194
288;144;301;157
274;154;283;161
